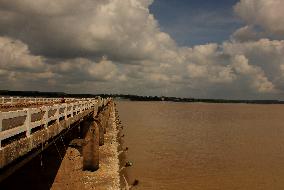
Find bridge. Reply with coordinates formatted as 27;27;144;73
0;97;113;183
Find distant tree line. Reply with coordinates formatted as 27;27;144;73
106;94;284;104
0;90;283;104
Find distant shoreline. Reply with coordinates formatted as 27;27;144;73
0;90;283;105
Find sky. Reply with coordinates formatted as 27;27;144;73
150;0;242;45
0;0;284;100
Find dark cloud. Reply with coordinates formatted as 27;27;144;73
0;0;283;99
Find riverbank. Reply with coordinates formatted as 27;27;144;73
51;102;120;190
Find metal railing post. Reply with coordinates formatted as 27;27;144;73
44;106;49;128
0;114;2;148
25;108;31;137
64;104;67;120
71;103;74;117
56;106;60;123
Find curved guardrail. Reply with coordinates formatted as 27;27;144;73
0;97;110;148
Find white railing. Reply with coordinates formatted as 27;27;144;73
0;97;74;105
0;98;108;148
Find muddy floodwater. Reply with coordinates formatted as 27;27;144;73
117;101;284;190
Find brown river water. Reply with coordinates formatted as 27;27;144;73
117;101;284;190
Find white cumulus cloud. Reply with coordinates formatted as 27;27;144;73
234;0;284;36
0;0;283;99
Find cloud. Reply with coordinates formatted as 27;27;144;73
0;36;45;71
234;0;284;36
231;55;275;93
0;35;121;92
181;41;279;93
54;56;119;83
0;36;58;90
0;0;283;99
223;39;284;85
231;25;264;42
0;0;174;62
184;44;236;84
